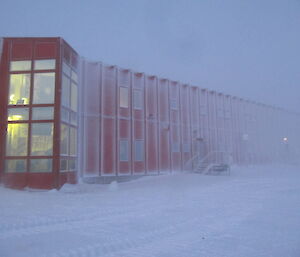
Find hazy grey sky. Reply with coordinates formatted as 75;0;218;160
1;0;299;111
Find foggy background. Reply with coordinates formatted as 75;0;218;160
0;0;299;112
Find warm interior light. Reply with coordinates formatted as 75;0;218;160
8;115;23;121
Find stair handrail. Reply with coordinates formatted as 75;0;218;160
183;150;227;172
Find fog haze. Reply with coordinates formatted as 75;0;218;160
1;0;299;111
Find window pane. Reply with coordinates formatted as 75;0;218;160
34;59;56;70
71;70;78;83
9;74;30;105
120;140;128;161
183;143;190;153
30;159;52;173
32;107;54;120
172;142;180;152
134;140;144;161
62;62;71;76
170;99;178;110
33;72;55;104
60;159;68;172
70;112;77;125
133;90;142;109
10;61;31;71
60;124;69;155
6;123;28;156
70;127;77;156
61;108;69;122
8;108;29;121
70;83;77;111
62;75;70;107
31;123;53;156
69;159;76;170
120;87;128;108
5;159;26;173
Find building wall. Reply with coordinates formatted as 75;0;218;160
80;59;300;177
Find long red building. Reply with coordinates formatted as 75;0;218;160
0;37;299;189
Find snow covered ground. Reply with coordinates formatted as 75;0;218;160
0;165;300;257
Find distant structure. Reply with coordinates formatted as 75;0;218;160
0;37;299;189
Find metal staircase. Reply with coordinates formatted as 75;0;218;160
184;151;231;175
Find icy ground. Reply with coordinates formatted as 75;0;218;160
0;165;300;257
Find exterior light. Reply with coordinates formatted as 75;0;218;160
283;137;288;143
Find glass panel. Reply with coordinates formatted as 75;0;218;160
61;108;69;122
134;140;144;161
9;74;30;105
8;108;29;121
34;59;56;70
30;159;52;172
60;124;69;155
62;62;71;76
120;87;128;108
68;159;76;170
32;107;54;120
60;159;68;172
33;72;55;104
6;123;28;156
119;140;128;161
10;61;31;71
5;159;26;173
170;99;178;110
62;75;70;107
70;112;77;125
133;90;142;109
31;123;53;156
183;143;190;153
70;82;77;111
71;70;78;83
69;127;77;156
172;142;180;152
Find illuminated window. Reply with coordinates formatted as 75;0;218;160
5;159;26;173
32;107;54;120
6;123;28;156
119;140;129;161
62;75;70;107
31;123;53;156
120;87;128;108
134;140;144;161
34;59;56;70
9;74;30;105
10;60;31;71
60;124;69;155
30;159;52;173
70;82;77;111
8;108;29;121
33;72;55;104
133;90;142;109
69;127;77;156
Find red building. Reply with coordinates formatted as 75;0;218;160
0;37;299;189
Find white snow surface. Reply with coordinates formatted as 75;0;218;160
0;165;300;257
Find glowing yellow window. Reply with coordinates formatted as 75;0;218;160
6;123;28;156
9;74;30;105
